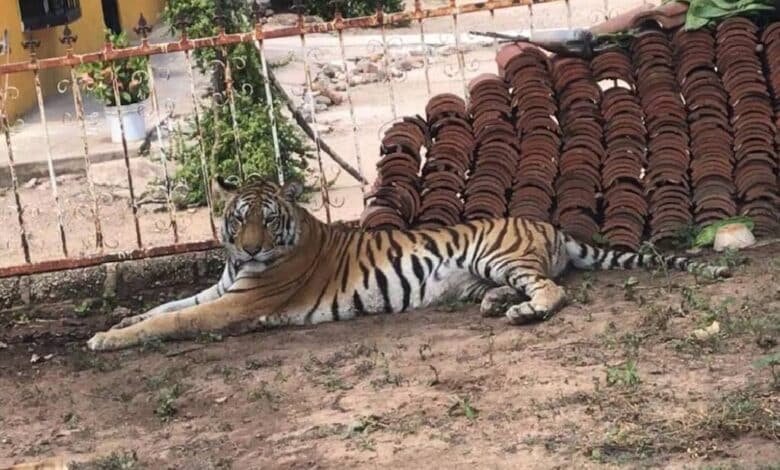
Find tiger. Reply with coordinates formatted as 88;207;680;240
86;177;731;351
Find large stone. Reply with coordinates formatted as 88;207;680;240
713;223;755;252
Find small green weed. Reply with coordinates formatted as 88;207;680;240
448;395;478;420
154;384;182;421
753;352;780;388
606;360;640;388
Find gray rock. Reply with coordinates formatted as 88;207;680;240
315;95;332;106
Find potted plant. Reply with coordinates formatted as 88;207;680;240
79;31;150;143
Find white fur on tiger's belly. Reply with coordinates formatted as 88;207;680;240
303;261;479;324
358;260;477;313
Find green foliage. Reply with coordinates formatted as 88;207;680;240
154;383;182;421
162;0;310;206
270;0;405;20
753;352;780;387
173;94;309;206
679;0;775;30
78;31;149;106
606;360;640;388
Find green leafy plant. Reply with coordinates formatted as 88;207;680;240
270;0;405;20
753;352;780;387
676;0;776;30
606;360;641;388
173;94;309;206
162;0;310;205
78;31;149;106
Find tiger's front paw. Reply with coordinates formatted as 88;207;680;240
87;330;126;351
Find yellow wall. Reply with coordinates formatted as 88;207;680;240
1;3;36;125
119;0;166;39
1;0;166;122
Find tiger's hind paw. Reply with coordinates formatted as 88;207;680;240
480;286;523;318
505;302;549;325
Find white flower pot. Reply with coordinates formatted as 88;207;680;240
104;101;147;143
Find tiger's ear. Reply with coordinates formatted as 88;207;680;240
211;175;238;196
211;176;238;215
280;179;304;202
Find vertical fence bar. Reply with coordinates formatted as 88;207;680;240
449;0;469;98
24;35;69;256
377;3;398;119
1;74;31;262
135;15;179;243
213;4;246;181
333;2;366;201
252;2;285;186
177;17;218;238
60;25;104;251
565;0;573;30
106;40;143;249
528;3;535;38
414;0;433;98
222;51;245;181
294;0;332;222
488;5;499;54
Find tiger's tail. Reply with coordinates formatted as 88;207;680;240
562;235;731;278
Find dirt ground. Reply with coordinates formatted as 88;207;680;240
1;243;778;469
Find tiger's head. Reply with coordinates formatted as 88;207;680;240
212;176;306;264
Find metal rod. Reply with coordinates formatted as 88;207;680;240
0;81;31;263
334;6;366;201
296;4;332;222
108;57;143;249
377;5;398;119
252;14;285;186
0;0;556;75
414;0;433;97
0;239;221;278
58;22;104;251
182;44;218;238
143;50;180;243
24;35;69;257
221;45;245;180
450;0;469;98
66;67;104;251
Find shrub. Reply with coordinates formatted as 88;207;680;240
78;31;149;106
269;0;405;20
161;0;310;206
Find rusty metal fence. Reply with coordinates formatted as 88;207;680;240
0;0;649;277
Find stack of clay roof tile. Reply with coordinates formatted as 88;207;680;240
762;23;780;225
360;116;427;230
673;28;737;227
551;57;604;242
591;49;647;251
461;73;517;220
716;18;778;235
415;93;473;228
631;30;692;243
498;43;559;222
